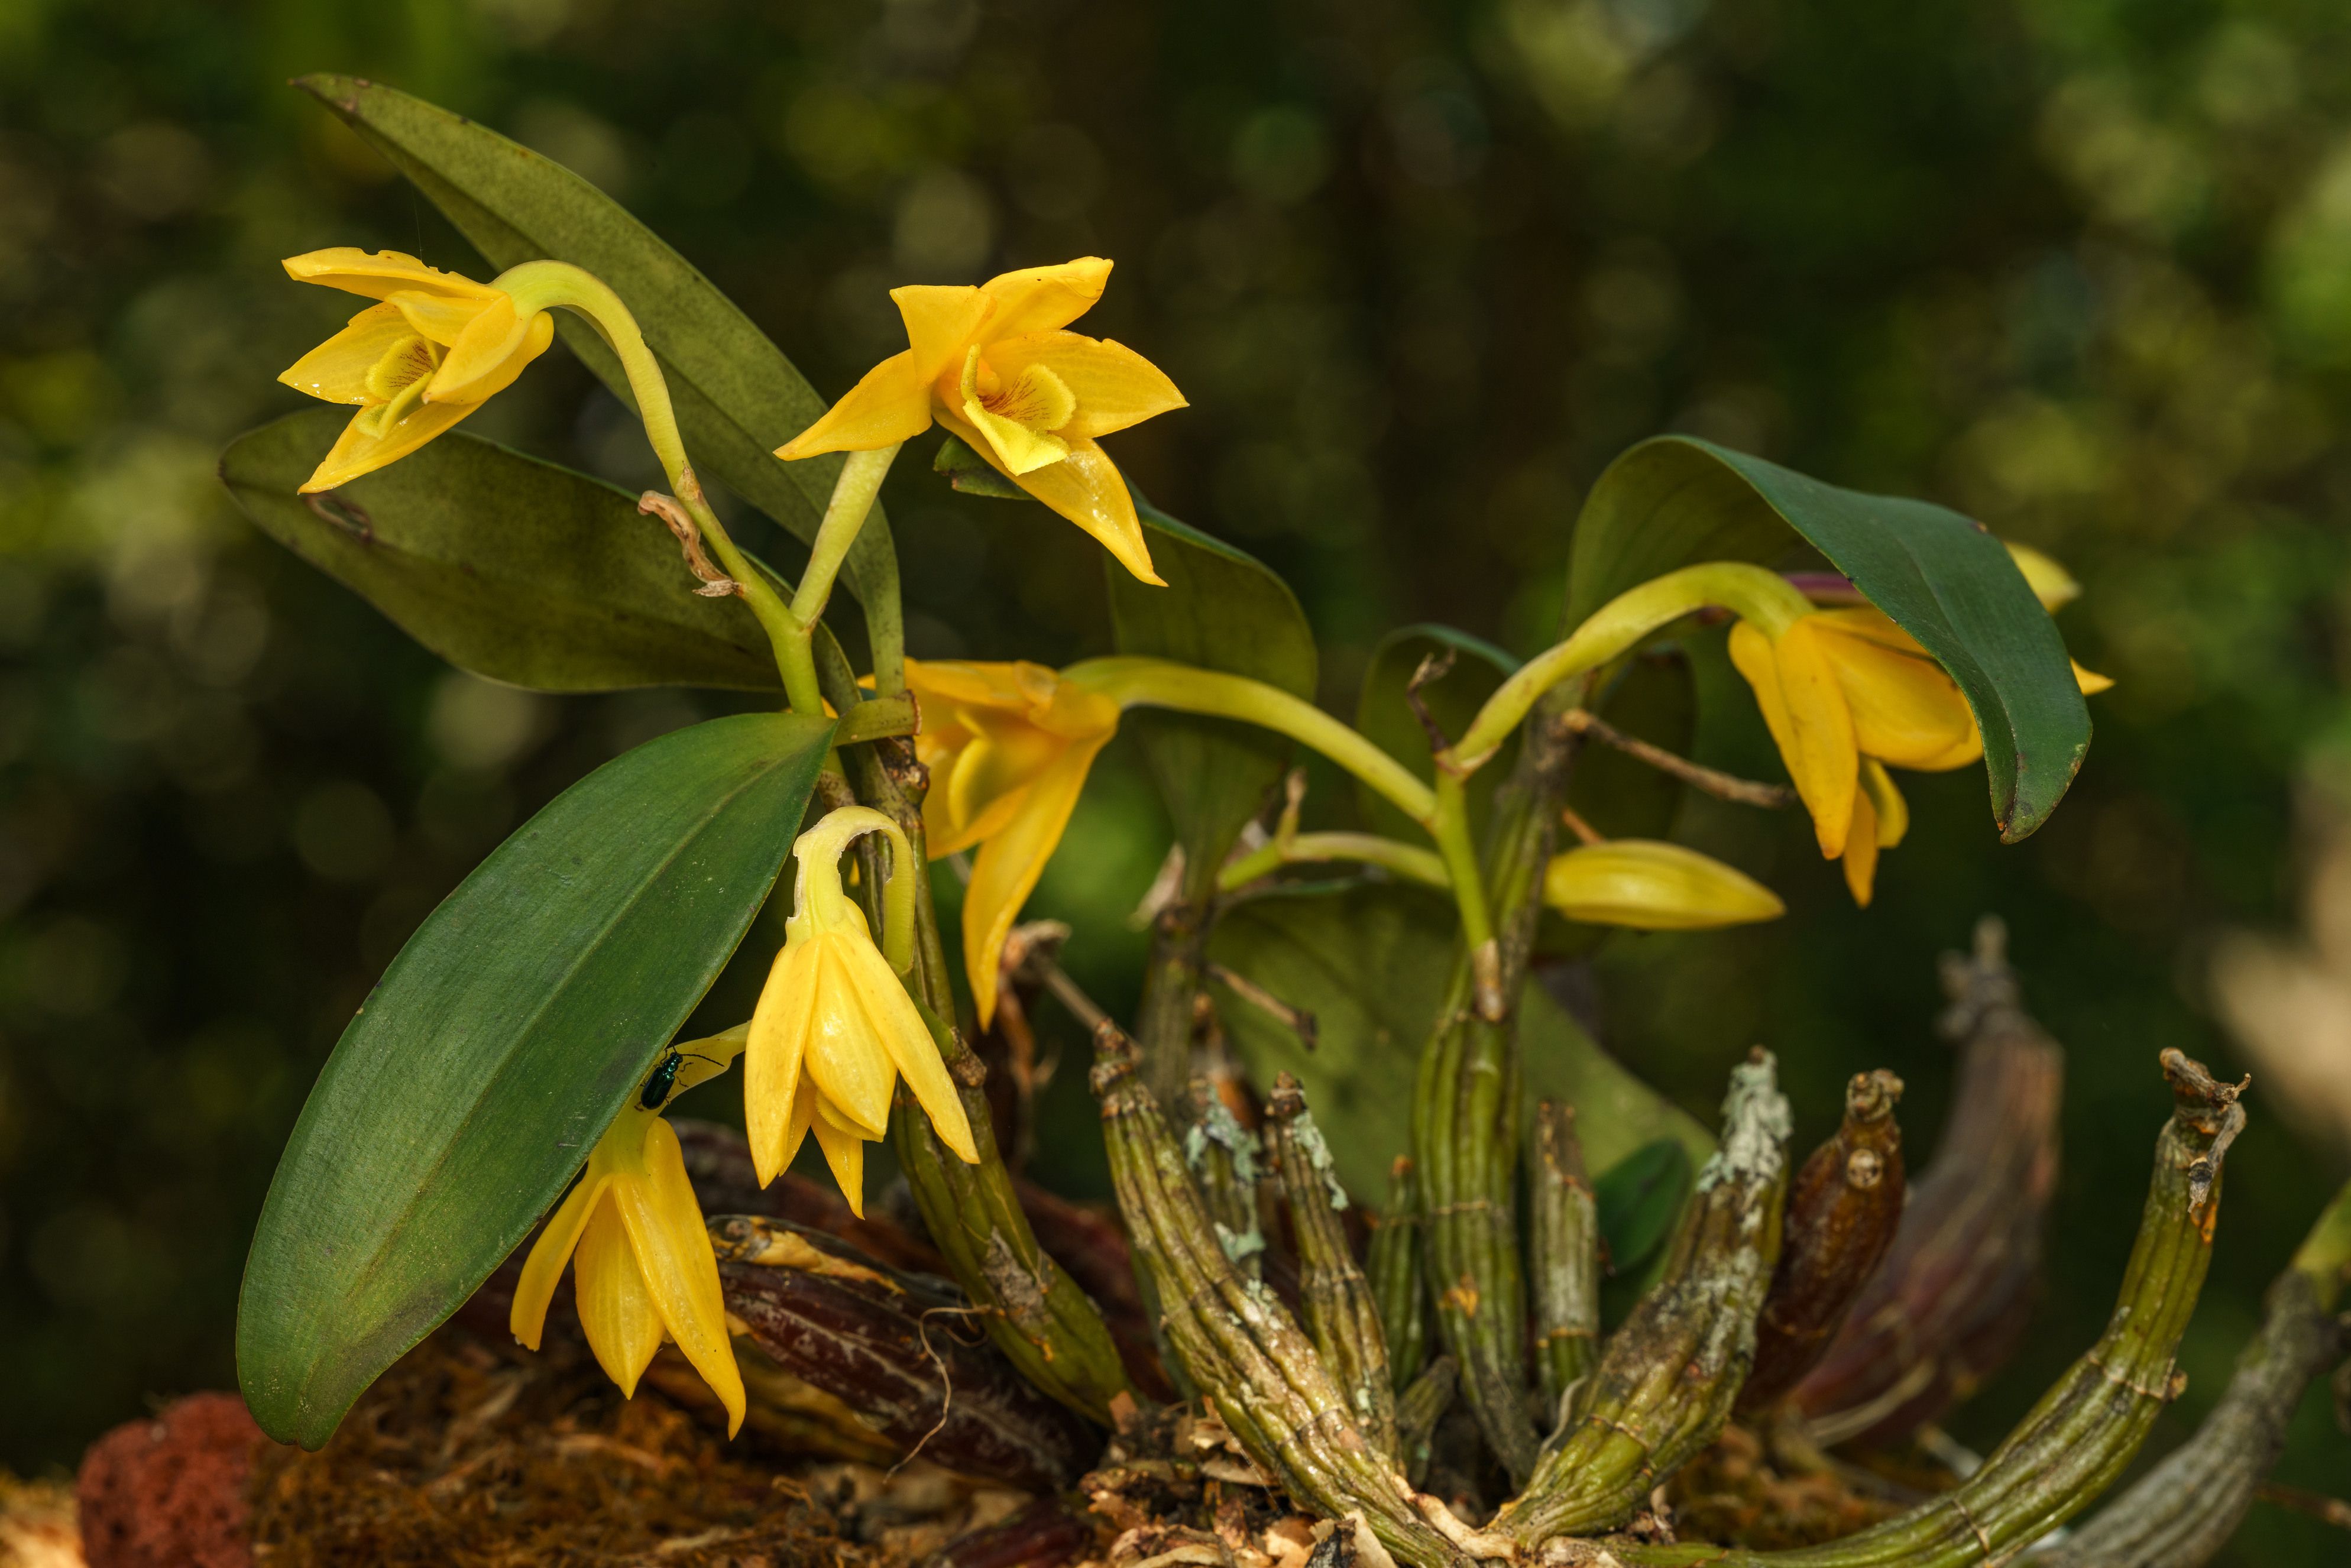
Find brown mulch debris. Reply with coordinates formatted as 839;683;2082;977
245;1329;1053;1568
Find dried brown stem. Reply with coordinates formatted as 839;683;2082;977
1740;1072;1906;1414
1792;918;2062;1447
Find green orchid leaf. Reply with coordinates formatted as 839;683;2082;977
238;709;834;1447
1109;498;1318;896
1352;624;1518;844
1563;435;2088;842
1593;1136;1692;1277
933;432;1029;500
224;407;785;692
293;73;905;688
1205;879;1713;1201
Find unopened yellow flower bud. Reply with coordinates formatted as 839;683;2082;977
1544;840;1786;929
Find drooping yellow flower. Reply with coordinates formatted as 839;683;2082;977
776;259;1186;585
1729;613;1965;906
278;248;555;493
510;1109;744;1434
745;806;979;1210
905;659;1121;1027
1731;568;2111;905
1544;840;1786;929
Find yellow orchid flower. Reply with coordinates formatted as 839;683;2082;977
905;658;1121;1028
1731;544;2113;905
510;1109;745;1435
776;259;1186;586
1544;840;1786;929
278;248;556;493
745;806;979;1211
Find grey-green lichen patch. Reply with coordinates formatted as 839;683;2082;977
1696;1048;1791;1193
1186;1098;1262;1184
1215;1219;1267;1264
1291;1108;1351;1211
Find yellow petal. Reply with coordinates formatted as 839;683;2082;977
893;284;996;382
938;709;1065;851
1543;840;1785;931
386;289;493;347
1860;757;1908;848
1729;618;1857;858
279;304;418;404
937;407;1163;585
744;941;820;1185
905;657;1062;714
776;1068;818;1175
979;258;1113;338
613;1119;745;1436
802;935;899;1138
963;729;1112;1026
809;1111;869;1217
2006;542;2081;611
281;247;500;302
1842;780;1882;907
983;331;1187;440
775;349;935;460
509;1171;607;1350
839;931;978;1162
298;397;481;493
2074;659;2114;695
427;299;555;405
1811;616;1981;773
573;1197;666;1397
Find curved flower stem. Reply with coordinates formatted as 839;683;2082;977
1217;831;1452;893
1064;657;1437;825
492;260;822;714
1446;562;1815;771
789;445;899;630
792;805;917;974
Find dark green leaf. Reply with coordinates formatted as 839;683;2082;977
223;408;784;692
293;74;904;685
1110;498;1318;896
933;432;1029;500
1204;879;1712;1200
1593;1137;1691;1277
1564;436;2088;841
1351;624;1517;843
238;710;834;1447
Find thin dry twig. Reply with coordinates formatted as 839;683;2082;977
1204;961;1317;1052
639;490;741;598
1405;649;1459;757
1559;804;1607;847
2257;1482;2351;1531
1563;707;1796;808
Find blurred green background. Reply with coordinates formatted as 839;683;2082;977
5;0;2350;1560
